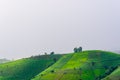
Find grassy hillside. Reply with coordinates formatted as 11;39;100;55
103;66;120;80
32;50;120;80
0;54;63;80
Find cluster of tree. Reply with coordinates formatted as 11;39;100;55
74;47;82;53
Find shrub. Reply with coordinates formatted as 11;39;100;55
51;70;55;73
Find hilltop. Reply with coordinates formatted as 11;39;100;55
32;50;120;80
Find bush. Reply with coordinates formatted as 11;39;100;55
51;70;55;73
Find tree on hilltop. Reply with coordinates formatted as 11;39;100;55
74;47;78;53
73;47;82;53
77;47;82;52
50;52;55;55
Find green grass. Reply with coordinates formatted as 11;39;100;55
32;50;120;80
0;54;63;80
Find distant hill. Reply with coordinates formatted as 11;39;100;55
0;54;63;80
0;58;10;64
32;50;120;80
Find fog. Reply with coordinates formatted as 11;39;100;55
0;0;120;59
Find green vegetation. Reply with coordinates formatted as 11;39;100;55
32;50;120;80
0;50;120;80
0;54;63;80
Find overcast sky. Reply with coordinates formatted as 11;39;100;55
0;0;120;59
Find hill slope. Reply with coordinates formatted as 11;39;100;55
32;50;120;80
103;66;120;80
0;54;63;80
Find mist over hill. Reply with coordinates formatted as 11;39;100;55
0;58;10;64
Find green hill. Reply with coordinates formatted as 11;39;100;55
0;54;63;80
32;50;120;80
0;50;120;80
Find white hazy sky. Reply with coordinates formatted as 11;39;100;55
0;0;120;59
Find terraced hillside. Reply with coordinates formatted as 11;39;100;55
32;50;120;80
0;54;63;80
